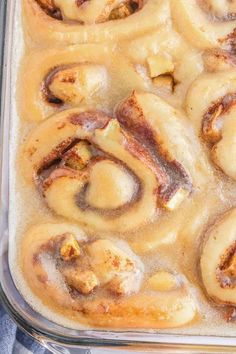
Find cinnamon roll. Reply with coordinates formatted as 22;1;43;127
19;45;148;122
171;0;236;49
20;222;197;328
201;208;236;306
122;27;204;102
21;91;208;232
116;91;209;190
23;0;168;46
186;70;236;180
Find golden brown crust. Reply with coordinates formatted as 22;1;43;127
202;93;236;143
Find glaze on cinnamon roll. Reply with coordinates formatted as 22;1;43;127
201;208;236;306
23;0;168;45
171;0;236;49
22;91;197;232
117;91;209;190
36;0;144;23
116;92;194;208
122;27;204;102
22;92;212;234
20;223;197;328
19;45;148;122
186;70;236;180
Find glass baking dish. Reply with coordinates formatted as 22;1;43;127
0;1;236;353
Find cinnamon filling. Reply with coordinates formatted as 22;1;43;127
34;112;143;216
197;0;236;22
36;0;144;23
202;93;236;143
33;235;141;297
33;233;98;296
76;0;89;6
215;25;236;56
42;66;66;105
36;0;62;20
109;0;143;20
42;64;107;106
69;111;110;130
224;307;236;322
203;49;236;72
116;95;192;207
35;111;111;175
217;241;236;289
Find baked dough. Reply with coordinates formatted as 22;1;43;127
20;222;197;328
23;0;168;45
19;45;149;122
171;0;236;49
201;208;236;306
21;92;212;233
186;70;236;180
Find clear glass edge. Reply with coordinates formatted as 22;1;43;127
0;0;236;352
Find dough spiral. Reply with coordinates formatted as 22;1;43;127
23;0;168;45
19;45;148;122
21;91;204;233
186;70;236;180
201;208;236;306
20;222;197;328
171;0;236;49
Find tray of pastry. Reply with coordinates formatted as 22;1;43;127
1;0;236;352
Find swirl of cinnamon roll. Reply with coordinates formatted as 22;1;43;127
20;222;197;328
19;45;148;122
22;92;198;232
171;0;236;49
201;208;236;306
37;0;144;23
203;48;236;72
23;0;168;45
116;91;209;190
186;70;236;180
